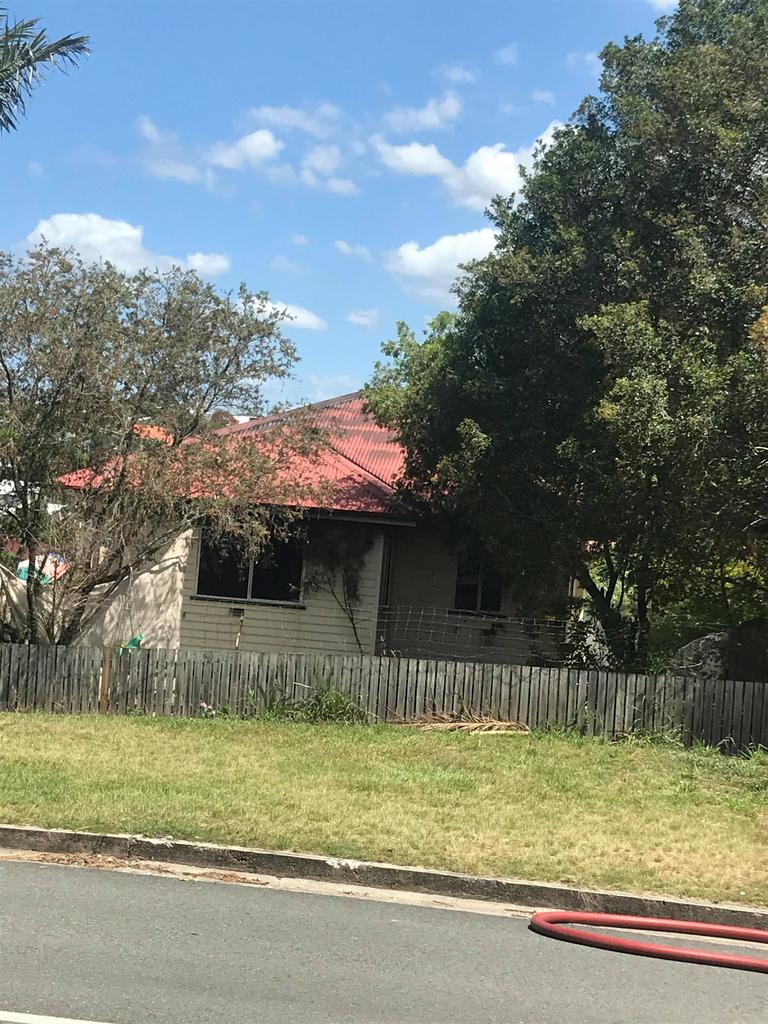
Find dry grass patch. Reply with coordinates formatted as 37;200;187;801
0;713;766;905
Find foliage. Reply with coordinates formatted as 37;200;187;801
260;682;369;724
0;7;89;132
366;0;768;669
0;244;329;644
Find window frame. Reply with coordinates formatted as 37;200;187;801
193;529;306;607
453;563;505;615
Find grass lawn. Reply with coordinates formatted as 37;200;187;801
0;713;766;906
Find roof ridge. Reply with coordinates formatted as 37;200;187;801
223;390;363;435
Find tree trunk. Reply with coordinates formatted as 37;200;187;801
57;598;87;646
634;570;652;671
24;538;39;645
575;565;634;667
58;567;131;646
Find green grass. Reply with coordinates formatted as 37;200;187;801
0;713;766;906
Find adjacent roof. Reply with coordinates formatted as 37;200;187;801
222;391;408;517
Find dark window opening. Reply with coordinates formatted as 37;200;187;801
454;557;504;614
197;531;304;603
197;538;250;600
250;536;303;602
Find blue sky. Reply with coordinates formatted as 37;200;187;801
2;0;671;409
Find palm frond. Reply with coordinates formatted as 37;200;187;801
0;7;90;133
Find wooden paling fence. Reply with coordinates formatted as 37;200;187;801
0;643;767;752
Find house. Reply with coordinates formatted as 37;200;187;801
3;392;565;664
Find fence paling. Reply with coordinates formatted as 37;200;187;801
0;642;767;751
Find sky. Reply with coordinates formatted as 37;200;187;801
2;0;673;410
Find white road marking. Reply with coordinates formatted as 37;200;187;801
0;1013;115;1024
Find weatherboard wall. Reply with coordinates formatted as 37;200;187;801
178;525;386;655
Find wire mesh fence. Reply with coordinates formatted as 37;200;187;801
376;605;570;664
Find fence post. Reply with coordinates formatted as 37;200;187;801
99;647;111;714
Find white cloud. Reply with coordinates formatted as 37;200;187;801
438;63;475;84
249;102;342;137
373;122;562;211
386;227;497;301
347;308;380;327
495;43;519;66
266;162;301;186
298;144;358;194
291;234;309;246
532;89;555;104
136;115;167;144
27;160;43;177
26;213;230;277
136;115;205;185
566;51;602;77
186;251;231;275
269;151;359;196
209;130;283;170
371;136;454;177
137;112;355;194
145;157;202;183
383;91;462;133
270;255;300;272
326;176;359;196
334;239;372;261
648;0;676;8
299;167;319;188
302;144;342;175
267;300;327;331
451;144;526;209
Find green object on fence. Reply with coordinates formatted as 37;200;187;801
122;633;143;650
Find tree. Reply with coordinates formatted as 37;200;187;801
0;244;327;645
0;8;89;133
365;0;768;669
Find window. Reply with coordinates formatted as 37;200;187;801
454;556;504;614
197;531;304;603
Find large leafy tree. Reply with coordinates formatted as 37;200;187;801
366;0;768;668
0;245;326;644
0;7;88;133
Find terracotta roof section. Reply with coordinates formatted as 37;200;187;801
133;423;173;444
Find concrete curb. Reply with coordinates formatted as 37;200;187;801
1;823;766;929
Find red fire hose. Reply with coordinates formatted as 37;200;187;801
529;911;768;973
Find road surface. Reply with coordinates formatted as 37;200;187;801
0;860;765;1023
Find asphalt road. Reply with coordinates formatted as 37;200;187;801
0;860;765;1024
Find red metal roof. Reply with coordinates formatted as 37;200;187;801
61;393;410;519
223;392;408;517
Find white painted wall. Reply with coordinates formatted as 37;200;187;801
76;532;191;648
